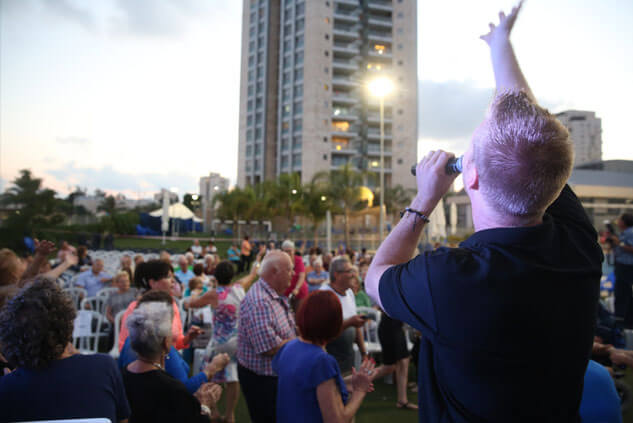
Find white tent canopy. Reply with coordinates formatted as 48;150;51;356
149;203;203;222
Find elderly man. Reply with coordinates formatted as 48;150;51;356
75;259;112;297
237;251;297;423
366;4;603;422
320;256;367;374
174;256;194;286
281;240;307;303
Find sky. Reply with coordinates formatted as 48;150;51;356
1;0;631;199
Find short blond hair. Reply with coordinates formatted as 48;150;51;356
475;91;573;218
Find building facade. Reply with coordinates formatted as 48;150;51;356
199;172;230;231
237;0;418;190
555;110;602;167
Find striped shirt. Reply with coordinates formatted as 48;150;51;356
237;279;296;376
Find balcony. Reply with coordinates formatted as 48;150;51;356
367;129;393;140
367;114;393;124
331;145;357;155
368;16;393;28
332;93;359;105
366;145;393;156
334;10;361;24
332;58;359;73
332;109;359;121
333;41;360;56
333;26;360;41
367;0;393;12
334;0;360;7
331;126;359;138
368;49;392;60
368;30;392;43
332;77;359;90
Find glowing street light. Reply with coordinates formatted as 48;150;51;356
367;76;394;242
291;189;298;195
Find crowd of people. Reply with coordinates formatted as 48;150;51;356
1;3;632;423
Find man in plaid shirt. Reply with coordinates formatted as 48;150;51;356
237;250;297;423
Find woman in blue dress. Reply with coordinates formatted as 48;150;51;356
273;290;376;423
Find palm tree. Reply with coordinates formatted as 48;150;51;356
313;164;365;248
272;173;304;232
302;181;333;246
212;187;253;236
380;184;416;222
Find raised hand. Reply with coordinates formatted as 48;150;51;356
480;1;523;46
65;253;79;267
184;325;203;343
351;358;375;393
34;239;56;257
205;353;230;376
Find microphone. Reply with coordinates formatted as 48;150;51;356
411;156;463;176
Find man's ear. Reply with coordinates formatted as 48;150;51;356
465;164;479;191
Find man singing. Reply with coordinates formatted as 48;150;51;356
366;3;603;422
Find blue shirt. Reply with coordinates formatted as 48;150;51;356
118;337;208;393
75;269;112;297
379;185;603;422
273;339;348;423
615;226;633;265
227;247;241;262
0;354;130;422
174;268;195;286
579;360;622;423
306;270;329;292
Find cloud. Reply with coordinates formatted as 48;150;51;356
109;0;216;37
42;0;96;31
45;162;198;197
56;136;90;145
418;80;494;141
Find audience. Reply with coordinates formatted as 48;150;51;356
281;239;308;306
198;259;260;422
274;290;376;423
119;254;134;282
0;278;130;422
105;271;138;324
176;256;195;285
118;290;229;394
205;240;218;256
191;239;203;258
227;243;241;267
306;258;329;293
237;251;297;423
122;300;223;422
203;254;217;277
239;235;253;273
320;256;367;374
75;258;113;297
118;260;201;352
184;276;207;299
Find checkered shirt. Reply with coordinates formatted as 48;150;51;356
237;279;296;376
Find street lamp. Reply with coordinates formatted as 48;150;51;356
368;76;394;242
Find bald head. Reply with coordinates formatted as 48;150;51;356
260;250;293;295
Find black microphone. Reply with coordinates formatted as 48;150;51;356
411;156;463;176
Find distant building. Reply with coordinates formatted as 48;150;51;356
445;160;633;236
555;110;602;167
237;0;418;190
199;172;230;231
74;194;154;214
153;191;179;205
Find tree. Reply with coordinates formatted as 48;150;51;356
313;164;366;247
212;187;254;236
271;173;304;230
379;184;415;222
97;195;117;215
302;181;333;245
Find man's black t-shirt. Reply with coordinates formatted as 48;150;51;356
379;185;603;422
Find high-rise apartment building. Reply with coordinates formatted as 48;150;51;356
555;110;602;167
237;0;418;190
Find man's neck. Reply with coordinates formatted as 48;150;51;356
471;196;543;232
330;283;347;296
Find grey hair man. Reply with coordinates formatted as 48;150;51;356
237;251;297;423
366;3;603;422
320;255;367;374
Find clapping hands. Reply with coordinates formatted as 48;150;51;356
204;353;230;378
34;239;56;257
195;382;223;408
351;357;376;393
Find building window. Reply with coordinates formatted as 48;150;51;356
397;12;403;18
323;154;328;160
283;88;291;100
283;71;291;84
293;153;302;167
325;34;329;40
296;18;304;32
332;121;350;132
294;101;302;114
254;144;261;155
324;67;329;73
294;68;303;81
247;115;253;125
281;155;289;168
283;104;291;117
293;118;303;131
324;136;328;143
248;85;254;95
256;81;263;92
256;97;262;109
284;56;291;69
397;158;403;164
247;100;253;111
324;50;329;57
284;23;292;35
324;84;329;91
282;121;290;133
284;39;291;50
246;145;253;157
255;128;262;139
295;35;304;48
247;129;253;141
294;85;303;97
248;70;254;81
256;113;262;124
325;17;330;24
249;41;256;52
281;138;289;151
294;51;304;65
296;3;305;16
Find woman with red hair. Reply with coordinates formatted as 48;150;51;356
273;290;375;423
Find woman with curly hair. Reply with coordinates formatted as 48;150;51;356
0;278;130;422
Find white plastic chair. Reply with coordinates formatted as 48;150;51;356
109;310;126;359
63;287;87;310
96;287;119;299
72;310;104;354
81;296;108;315
357;306;381;355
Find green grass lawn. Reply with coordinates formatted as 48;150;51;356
113;237;232;256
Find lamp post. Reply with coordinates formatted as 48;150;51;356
368;76;394;242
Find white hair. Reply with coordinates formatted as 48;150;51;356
185;252;194;260
127;302;173;358
313;258;323;267
260;251;288;275
281;239;295;250
329;255;350;282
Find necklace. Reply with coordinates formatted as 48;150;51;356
138;357;164;371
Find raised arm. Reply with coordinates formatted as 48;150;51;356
480;1;534;101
